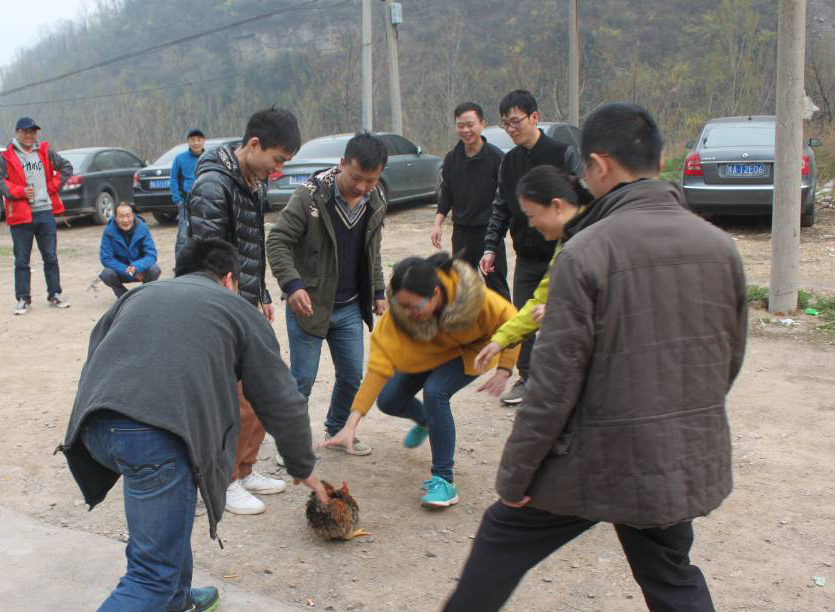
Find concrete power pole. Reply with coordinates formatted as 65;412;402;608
769;0;806;313
362;0;373;131
384;0;403;135
568;0;579;126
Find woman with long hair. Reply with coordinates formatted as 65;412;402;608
321;251;519;508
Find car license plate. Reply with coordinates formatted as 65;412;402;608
288;174;308;185
150;179;170;189
726;163;765;177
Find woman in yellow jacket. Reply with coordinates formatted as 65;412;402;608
321;251;520;508
475;165;593;372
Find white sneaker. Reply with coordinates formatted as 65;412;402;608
48;293;70;309
14;299;29;315
276;451;285;468
240;470;286;495
225;480;266;515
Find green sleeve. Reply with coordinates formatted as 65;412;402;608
490;246;561;348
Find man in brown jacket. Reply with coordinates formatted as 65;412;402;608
443;103;747;612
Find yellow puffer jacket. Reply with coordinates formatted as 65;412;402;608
351;260;520;415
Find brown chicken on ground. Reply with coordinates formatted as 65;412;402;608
306;480;371;541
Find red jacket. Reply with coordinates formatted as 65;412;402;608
2;142;66;225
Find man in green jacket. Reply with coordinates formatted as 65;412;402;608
267;132;387;458
60;238;327;612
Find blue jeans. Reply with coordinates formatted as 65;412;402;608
286;301;364;435
80;410;197;612
174;198;189;263
376;357;476;482
10;210;62;301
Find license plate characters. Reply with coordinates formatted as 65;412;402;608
289;174;308;185
150;179;170;189
726;163;765;177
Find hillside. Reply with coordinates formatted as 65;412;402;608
0;0;833;163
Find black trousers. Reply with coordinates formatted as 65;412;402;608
512;256;550;380
452;224;511;302
443;502;715;612
99;264;162;298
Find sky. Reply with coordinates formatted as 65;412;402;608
0;0;89;70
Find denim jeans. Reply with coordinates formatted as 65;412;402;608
100;265;162;298
80;410;197;612
286;301;364;435
376;357;476;482
10;210;62;301
174;199;189;263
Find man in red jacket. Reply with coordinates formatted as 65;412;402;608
0;117;73;315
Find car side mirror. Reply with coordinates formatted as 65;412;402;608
685;140;696;149
808;138;821;147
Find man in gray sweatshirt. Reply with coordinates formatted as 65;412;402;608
59;238;328;612
0;116;73;314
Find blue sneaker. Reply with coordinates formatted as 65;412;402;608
404;424;429;449
420;475;459;508
179;586;220;612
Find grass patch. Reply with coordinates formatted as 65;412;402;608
661;153;686;183
746;285;770;308
747;285;824;313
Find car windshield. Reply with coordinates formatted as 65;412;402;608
705;126;774;148
481;127;515;150
296;138;349;159
58;152;89;170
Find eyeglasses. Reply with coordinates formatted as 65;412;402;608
498;114;531;130
392;295;431;314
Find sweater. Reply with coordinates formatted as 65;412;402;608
60;273;315;541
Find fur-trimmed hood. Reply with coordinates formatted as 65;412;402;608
386;260;486;342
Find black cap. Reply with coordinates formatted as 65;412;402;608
187;129;205;139
15;117;41;131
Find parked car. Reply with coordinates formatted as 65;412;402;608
133;137;240;223
57;147;146;224
681;115;819;227
481;121;582;153
266;132;443;210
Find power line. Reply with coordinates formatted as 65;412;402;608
0;0;351;98
0;73;246;108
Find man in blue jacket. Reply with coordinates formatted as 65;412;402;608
171;129;205;260
99;201;160;298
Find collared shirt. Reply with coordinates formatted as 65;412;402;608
333;177;370;229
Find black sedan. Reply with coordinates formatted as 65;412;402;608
57;147;146;224
133;137;239;223
681;116;819;227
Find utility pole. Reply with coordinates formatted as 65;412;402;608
383;0;403;135
769;0;806;313
361;0;373;131
568;0;579;126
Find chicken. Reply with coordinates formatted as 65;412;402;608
306;480;371;541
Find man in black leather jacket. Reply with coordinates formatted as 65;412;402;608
187;107;302;516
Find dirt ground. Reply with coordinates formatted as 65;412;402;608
1;201;834;612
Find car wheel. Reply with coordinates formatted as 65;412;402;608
801;207;815;228
92;191;115;224
153;210;179;224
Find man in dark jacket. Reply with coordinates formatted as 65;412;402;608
479;90;583;405
444;103;747;612
431;101;509;300
60;238;327;612
267;132;387;458
188;107;301;515
0;116;74;314
99;201;160;298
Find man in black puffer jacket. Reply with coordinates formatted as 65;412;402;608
187;107;302;516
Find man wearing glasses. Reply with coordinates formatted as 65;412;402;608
480;90;584;406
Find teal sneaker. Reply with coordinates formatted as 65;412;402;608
404;424;429;449
179;586;220;612
420;475;459;508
